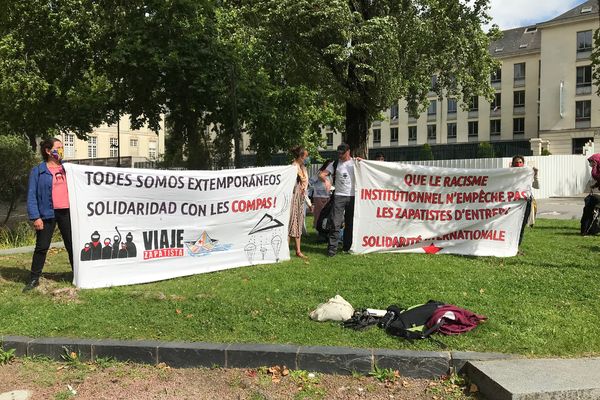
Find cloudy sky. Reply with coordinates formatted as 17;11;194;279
487;0;585;29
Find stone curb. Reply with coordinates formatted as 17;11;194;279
0;335;519;379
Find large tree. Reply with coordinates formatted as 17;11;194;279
591;0;600;94
255;0;499;157
0;1;111;149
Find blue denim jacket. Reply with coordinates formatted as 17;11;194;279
27;162;56;220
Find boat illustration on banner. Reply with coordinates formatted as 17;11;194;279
184;231;232;257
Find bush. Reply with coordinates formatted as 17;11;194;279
419;143;434;160
477;142;495;158
541;149;552;156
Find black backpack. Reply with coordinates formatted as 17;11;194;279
315;160;338;235
580;194;600;236
377;300;446;340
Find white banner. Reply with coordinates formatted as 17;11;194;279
351;161;534;257
64;164;296;288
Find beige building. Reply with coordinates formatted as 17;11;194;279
322;0;599;158
58;115;165;166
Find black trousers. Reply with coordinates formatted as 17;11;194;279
518;198;532;246
30;209;74;279
328;195;355;253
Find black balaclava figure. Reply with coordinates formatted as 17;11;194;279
90;231;102;260
101;238;112;259
125;232;137;257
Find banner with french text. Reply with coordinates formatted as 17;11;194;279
64;163;296;288
352;161;534;257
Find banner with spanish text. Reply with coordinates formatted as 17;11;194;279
351;161;534;257
64;163;296;288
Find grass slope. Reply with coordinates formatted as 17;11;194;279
1;219;599;357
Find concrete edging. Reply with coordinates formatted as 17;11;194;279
0;335;518;379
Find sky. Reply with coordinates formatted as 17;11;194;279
486;0;585;30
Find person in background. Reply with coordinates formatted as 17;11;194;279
288;146;310;259
588;153;600;189
24;138;74;292
308;160;332;232
320;143;361;257
511;155;539;249
374;151;385;161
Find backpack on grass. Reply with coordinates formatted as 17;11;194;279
378;301;446;340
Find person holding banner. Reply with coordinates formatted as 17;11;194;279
588;153;600;189
289;146;310;259
511;155;539;247
308;160;332;231
24;138;74;292
320;143;360;257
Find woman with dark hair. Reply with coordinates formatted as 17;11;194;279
308;159;332;230
588;153;600;189
511;155;539;249
288;145;310;259
24;138;74;291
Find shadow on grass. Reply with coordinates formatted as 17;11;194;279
0;266;72;284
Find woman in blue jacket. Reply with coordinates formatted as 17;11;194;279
24;138;73;291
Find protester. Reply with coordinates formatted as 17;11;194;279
588;153;600;189
24;138;74;292
308;160;332;231
320;143;361;257
511;155;539;248
288;146;310;259
374;151;385;161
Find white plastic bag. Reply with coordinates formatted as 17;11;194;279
309;295;354;322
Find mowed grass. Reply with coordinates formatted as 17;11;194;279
1;218;599;357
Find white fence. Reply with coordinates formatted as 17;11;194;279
310;155;592;199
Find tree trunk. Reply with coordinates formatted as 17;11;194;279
230;66;243;169
345;102;369;159
2;197;16;226
28;133;37;153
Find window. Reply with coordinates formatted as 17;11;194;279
427;100;437;115
447;98;457;114
491;92;501;110
513;118;525;134
514;63;526;80
576;100;591;122
390;103;399;120
372;128;381;145
87;136;97;158
326;132;334;147
490;119;501;135
130;138;138;147
390;127;398;143
577;65;592;87
514;90;525;107
469;96;479;111
408;126;417;141
447;123;457;138
577;30;593;53
63;133;74;158
109;138;118;158
427;125;436;140
468;121;478;137
149;141;157;160
430;75;438;91
491;68;502;83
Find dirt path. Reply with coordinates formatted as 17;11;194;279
0;358;476;400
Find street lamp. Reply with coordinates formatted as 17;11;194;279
109;118;121;167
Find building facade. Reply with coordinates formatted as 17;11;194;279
58;115;165;166
322;0;599;158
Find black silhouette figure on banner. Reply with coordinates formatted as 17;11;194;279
118;242;128;258
112;226;122;259
125;232;137;257
101;238;112;259
80;243;91;261
90;231;102;260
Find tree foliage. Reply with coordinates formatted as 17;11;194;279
0;135;37;225
591;0;600;95
419;143;434;160
253;0;499;157
0;1;111;149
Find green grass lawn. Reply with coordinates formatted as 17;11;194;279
1;218;599;357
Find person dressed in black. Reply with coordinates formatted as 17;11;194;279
24;138;74;291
